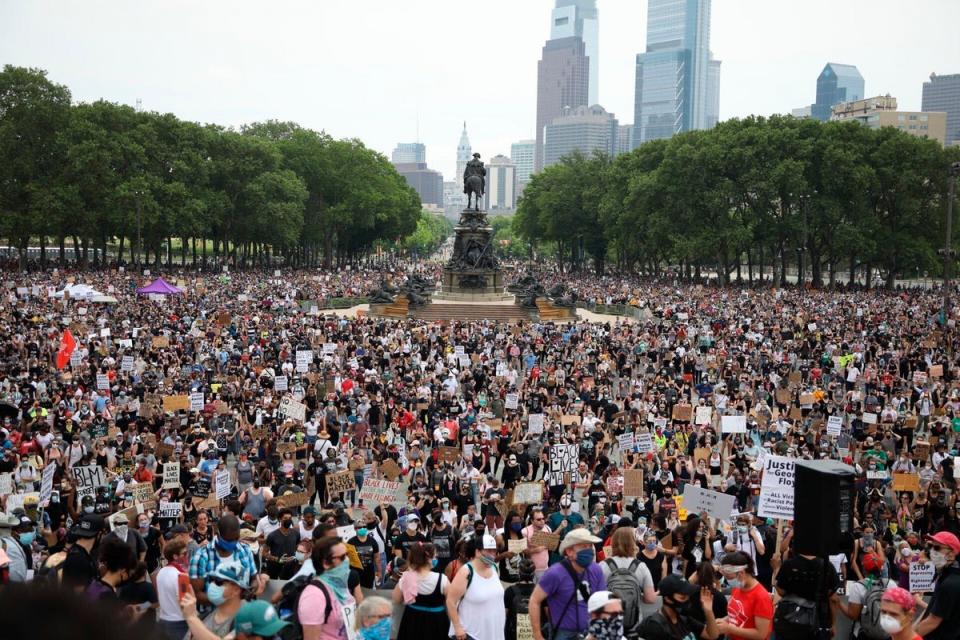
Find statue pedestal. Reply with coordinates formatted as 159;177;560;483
441;209;503;296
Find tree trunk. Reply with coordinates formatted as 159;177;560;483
849;255;857;287
117;236;125;265
59;236;66;266
40;236;47;267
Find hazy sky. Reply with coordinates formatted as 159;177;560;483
2;0;958;180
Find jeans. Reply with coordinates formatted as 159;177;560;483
551;629;584;640
158;619;189;640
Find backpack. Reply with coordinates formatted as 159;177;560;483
858;579;888;640
772;558;824;640
604;559;643;636
275;576;333;640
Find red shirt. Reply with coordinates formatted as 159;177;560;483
726;581;773;640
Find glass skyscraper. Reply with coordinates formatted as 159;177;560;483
812;63;865;122
551;0;599;106
634;0;720;145
922;73;960;147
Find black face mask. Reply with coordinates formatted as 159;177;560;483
666;597;691;614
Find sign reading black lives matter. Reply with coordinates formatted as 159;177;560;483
758;455;795;519
549;444;579;486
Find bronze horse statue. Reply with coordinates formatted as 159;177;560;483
462;152;486;211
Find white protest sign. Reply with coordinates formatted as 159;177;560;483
357;478;401;504
121;355;134;372
548;444;579;486
528;414;544;434
162;461;181;489
96;374;110;391
189;392;205;412
0;473;12;495
215;470;231;500
695;406;712;426
758;455;796;519
73;465;108;502
39;462;57;507
910;561;936;592
635;431;655;454
274;375;288;392
617;432;636;454
279;396;307;422
159;501;182;519
505;393;519;410
721;415;747;434
336;525;357;541
682;484;737;521
827;415;843;437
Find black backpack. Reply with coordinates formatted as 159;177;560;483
604;559;643;637
275;576;333;640
772;559;824;640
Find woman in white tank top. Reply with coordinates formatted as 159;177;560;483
446;535;506;640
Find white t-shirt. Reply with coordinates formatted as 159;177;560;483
256;516;281;539
156;566;185;622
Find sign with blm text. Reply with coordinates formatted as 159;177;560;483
758;455;796;520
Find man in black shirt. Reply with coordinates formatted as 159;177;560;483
348;525;381;588
61;514;104;592
638;574;719;640
775;553;840;639
393;513;427;559
264;509;300;579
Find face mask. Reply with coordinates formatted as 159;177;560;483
19;531;35;546
666;597;691;614
357;527;369;538
727;576;743;589
587;614;624;640
646;541;657;551
114;525;128;540
407;522;418;532
282;520;293;529
737;525;748;534
931;549;950;569
139;522;149;531
360;617;392;640
215;537;238;553
862;535;874;546
295;551;306;563
479;553;498;567
431;557;439;568
511;523;523;533
83;506;95;514
206;582;227;606
575;548;595;568
879;614;903;634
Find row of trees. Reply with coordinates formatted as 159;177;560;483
0;66;423;269
515;115;960;287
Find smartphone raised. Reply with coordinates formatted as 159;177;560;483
177;573;192;600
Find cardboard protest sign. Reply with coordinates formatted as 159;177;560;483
530;531;560;551
162;395;190;412
775;389;791;405
358;478;401;504
681;485;736;521
623;469;644;498
326;470;357;495
892;473;920;493
156;443;175;458
930;364;944;378
162;462;180;489
695;406;712;426
721;415;747;434
799;393;815;406
508;538;528;554
152;336;170;348
438;447;461;464
131;483;154;504
560;414;581;426
279;396;307;422
910;561;936;592
378;459;401;481
277;492;311;508
672;404;692;422
275;442;298;454
215;470;231;500
548;444;579;486
512;482;543;505
862;412;878;425
758;455;796;519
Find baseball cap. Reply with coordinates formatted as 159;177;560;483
208;561;250;589
234;600;289;636
71;514;105;538
659;574;699;598
559;527;602;553
587;590;619;614
928;531;960;554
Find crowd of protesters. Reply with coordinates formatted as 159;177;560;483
0;258;959;640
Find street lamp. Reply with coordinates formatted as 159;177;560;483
939;161;960;362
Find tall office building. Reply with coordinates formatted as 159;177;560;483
391;143;426;165
550;0;599;106
922;73;960;147
617;125;635;155
483;155;518;213
536;37;590;171
812;63;864;121
511;140;536;185
393;163;444;209
634;0;721;145
543;105;619;168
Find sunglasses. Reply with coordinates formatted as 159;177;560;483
209;578;233;587
331;553;348;563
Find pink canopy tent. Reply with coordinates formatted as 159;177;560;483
136;277;183;296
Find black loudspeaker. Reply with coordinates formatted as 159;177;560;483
792;460;856;557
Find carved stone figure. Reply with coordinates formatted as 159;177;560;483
462;152;486;211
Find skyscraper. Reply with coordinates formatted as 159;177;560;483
550;0;599;106
536;36;590;172
510;140;536;185
393;163;444;209
634;0;721;145
483;155;518;213
811;63;864;122
922;73;960;147
391;143;426;165
543;105;619;168
456;122;472;180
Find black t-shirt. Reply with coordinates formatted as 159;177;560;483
503;582;536;640
394;531;428;558
265;527;300;561
638;611;705;640
776;555;840;629
62;543;97;591
348;535;380;587
924;563;960;640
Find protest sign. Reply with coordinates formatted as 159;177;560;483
528;414;545;434
159;501;182;519
336;525;357;541
0;473;12;495
277;492;311;508
530;531;560;551
73;465;108;502
635;432;654;454
695;406;712;426
378;459;401;481
279;396;307;422
39;462;57;507
274;375;288;392
548;444;579;486
326;470;357;495
862;412;878;425
607;475;624;495
162;395;190;412
681;485;736;521
508;538;528;554
121;355;134;372
892;473;920;492
162;462;180;489
672;404;692;421
827;415;843;437
189;392;204;412
152;336;170;348
505;393;519;410
560;415;581;426
215;470;231;500
721;415;747;434
758;455;796;519
910;562;936;592
512;482;543;505
358;478;401;504
438;446;460;464
617;432;636;455
96;374;110;391
131;482;154;504
623;469;644;498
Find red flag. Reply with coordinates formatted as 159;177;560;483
56;329;76;370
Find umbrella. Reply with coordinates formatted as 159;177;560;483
0;402;19;420
91;295;119;303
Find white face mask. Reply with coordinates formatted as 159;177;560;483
931;549;951;568
879;614;903;634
